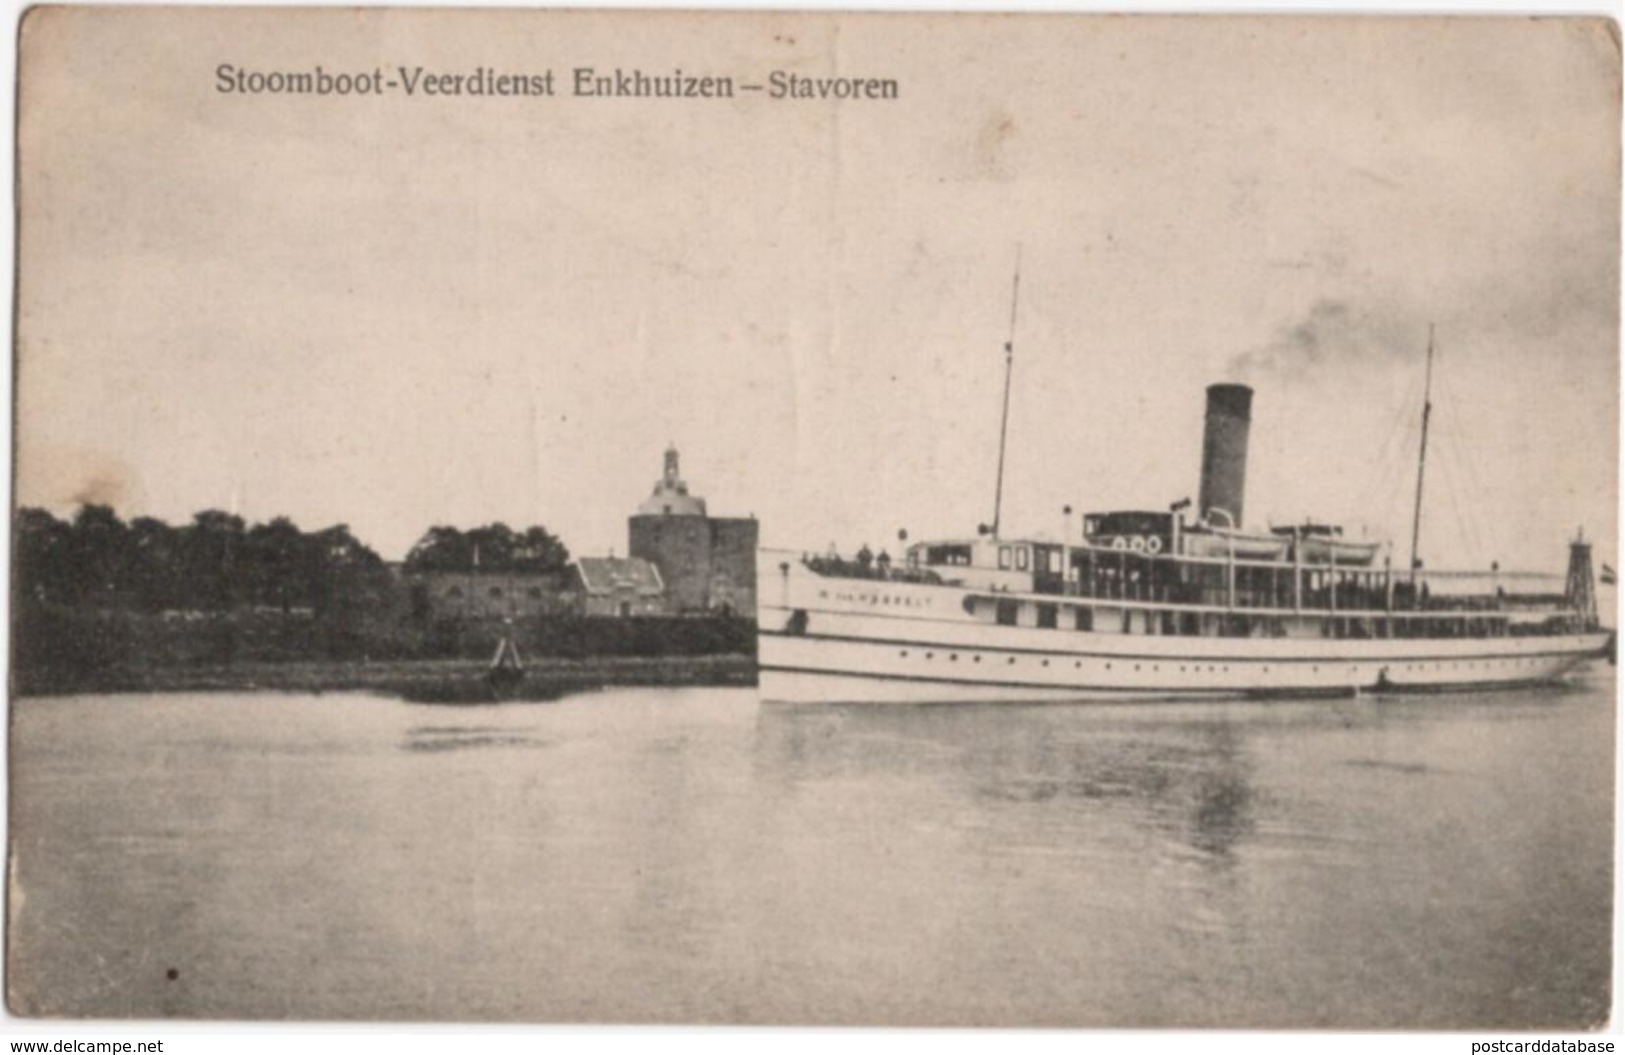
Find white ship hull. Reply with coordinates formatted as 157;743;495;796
756;550;1609;704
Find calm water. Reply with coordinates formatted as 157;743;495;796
7;678;1615;1027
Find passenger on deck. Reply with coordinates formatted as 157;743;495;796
856;544;874;574
876;549;892;578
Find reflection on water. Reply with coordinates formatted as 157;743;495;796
754;704;1258;862
1342;757;1433;776
8;681;1614;1027
401;724;547;753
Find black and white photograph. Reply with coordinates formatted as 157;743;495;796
6;6;1619;1036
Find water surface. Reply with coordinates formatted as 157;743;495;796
8;679;1614;1026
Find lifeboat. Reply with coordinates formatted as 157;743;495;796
1272;523;1381;567
1177;525;1290;562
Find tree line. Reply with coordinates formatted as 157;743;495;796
15;505;393;616
402;523;570;576
15;505;574;617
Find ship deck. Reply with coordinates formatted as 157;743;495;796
756;548;1610;703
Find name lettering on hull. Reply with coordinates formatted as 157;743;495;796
819;588;934;609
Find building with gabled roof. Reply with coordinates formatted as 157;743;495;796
574;556;666;617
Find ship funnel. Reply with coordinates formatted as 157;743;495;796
1198;383;1253;528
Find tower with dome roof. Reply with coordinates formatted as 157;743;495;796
638;445;709;518
628;445;757;614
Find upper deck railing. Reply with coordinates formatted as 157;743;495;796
794;543;1574;620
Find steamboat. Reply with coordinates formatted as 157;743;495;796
757;314;1611;704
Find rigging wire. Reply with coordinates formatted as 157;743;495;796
1352;397;1398;517
1364;382;1423;531
1431;356;1501;566
1439;420;1477;565
1439;362;1506;562
1357;380;1424;547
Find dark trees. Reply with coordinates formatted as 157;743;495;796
403;523;571;575
13;506;390;617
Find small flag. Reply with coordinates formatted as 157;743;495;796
1601;563;1616;586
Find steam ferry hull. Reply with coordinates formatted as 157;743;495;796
756;552;1608;705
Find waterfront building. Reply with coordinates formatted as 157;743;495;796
574;556;666;617
403;568;574;621
628;446;758;615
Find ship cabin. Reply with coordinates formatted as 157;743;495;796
826;511;1601;643
902;537;1069;594
1083;511;1175;555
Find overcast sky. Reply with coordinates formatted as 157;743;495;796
17;10;1619;572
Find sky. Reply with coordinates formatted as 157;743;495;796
16;9;1620;574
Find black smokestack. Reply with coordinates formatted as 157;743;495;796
1199;383;1253;528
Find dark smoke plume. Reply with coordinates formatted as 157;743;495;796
1228;299;1426;382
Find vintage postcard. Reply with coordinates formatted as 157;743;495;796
9;6;1619;1029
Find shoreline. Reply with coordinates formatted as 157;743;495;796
13;653;758;703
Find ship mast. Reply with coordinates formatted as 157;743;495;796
992;247;1022;539
1408;324;1435;583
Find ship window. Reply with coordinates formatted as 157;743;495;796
1037;603;1058;629
999;546;1012;570
996;599;1019;626
1075;607;1093;631
1016;547;1030;571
